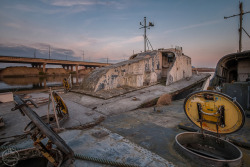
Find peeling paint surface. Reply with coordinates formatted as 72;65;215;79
80;49;192;92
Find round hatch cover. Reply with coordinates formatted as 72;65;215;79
184;90;245;134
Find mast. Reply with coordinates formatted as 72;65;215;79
139;17;154;52
239;2;243;52
144;17;146;52
224;2;250;52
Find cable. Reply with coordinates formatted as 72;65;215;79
146;37;154;50
242;27;250;38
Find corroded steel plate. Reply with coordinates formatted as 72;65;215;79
184;90;245;134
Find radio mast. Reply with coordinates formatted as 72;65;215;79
139;17;154;52
224;2;250;52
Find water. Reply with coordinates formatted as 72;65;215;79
0;73;215;93
0;75;85;92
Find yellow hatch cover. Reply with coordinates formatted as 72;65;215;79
63;78;70;90
52;91;69;115
184;91;245;134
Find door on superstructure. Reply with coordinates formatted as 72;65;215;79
161;52;174;78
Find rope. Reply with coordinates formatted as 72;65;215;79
74;153;139;167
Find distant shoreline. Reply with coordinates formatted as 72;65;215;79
192;68;215;73
0;66;91;78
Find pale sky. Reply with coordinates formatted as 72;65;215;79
0;0;250;67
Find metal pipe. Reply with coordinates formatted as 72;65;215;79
47;94;51;123
239;2;243;52
144;17;146;52
50;88;60;128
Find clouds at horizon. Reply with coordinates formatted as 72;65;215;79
0;0;250;67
